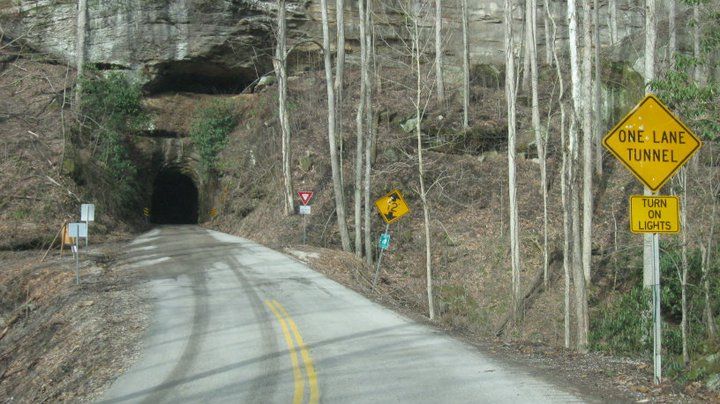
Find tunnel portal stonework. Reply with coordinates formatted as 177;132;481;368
136;134;215;224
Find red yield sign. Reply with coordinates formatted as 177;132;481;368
298;191;314;206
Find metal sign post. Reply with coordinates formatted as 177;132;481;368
299;206;311;244
68;222;86;285
298;191;314;245
74;241;80;284
603;94;702;385
652;231;661;384
372;223;390;291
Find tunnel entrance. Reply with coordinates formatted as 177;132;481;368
151;170;199;224
144;61;254;94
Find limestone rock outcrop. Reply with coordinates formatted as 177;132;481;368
0;0;646;93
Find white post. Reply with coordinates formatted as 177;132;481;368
303;215;307;245
652;230;662;384
75;237;80;285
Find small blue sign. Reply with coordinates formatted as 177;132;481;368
379;233;391;250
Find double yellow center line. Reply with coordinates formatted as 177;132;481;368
265;300;319;404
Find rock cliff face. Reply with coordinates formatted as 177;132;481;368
1;0;645;92
2;0;309;91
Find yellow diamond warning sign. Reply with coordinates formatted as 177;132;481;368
629;195;680;234
374;189;410;224
603;94;702;192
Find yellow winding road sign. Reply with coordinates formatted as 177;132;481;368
374;190;410;224
602;94;702;192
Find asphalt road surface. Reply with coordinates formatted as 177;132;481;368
100;226;591;403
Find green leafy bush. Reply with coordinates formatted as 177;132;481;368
590;286;652;355
78;71;149;216
591;242;720;370
189;100;238;173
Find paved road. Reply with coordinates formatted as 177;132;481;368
100;226;590;403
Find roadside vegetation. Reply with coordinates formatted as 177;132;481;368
76;71;149;217
189;99;238;174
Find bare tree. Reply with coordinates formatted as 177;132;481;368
273;0;294;216
505;0;522;322
700;161;718;339
336;0;346;187
406;0;437;320
568;0;589;351
434;0;445;107
527;0;548;288
521;5;531;92
593;0;602;175
692;4;701;83
676;167;690;364
320;0;352;252
461;0;470;129
581;0;593;285
545;0;570;348
364;0;376;265
668;0;676;63
608;0;618;44
75;0;88;108
355;0;368;257
386;0;441;319
543;6;552;65
642;0;655;320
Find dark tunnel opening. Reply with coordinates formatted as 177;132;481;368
144;61;254;94
151;170;199;224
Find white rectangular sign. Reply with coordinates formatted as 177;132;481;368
81;204;95;222
68;222;88;239
299;205;311;215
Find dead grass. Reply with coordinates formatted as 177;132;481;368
0;246;149;402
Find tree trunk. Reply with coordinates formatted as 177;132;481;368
679;168;689;365
363;0;375;265
413;16;434;321
702;177;718;338
581;0;593;286
568;0;588;351
642;0;655;323
544;8;552;65
646;0;656;85
435;0;445;107
320;0;352;252
521;5;531;92
608;0;618;45
75;0;87;108
505;0;522;323
668;0;676;64
335;0;346;191
593;0;602;176
364;0;376;265
528;0;547;288
462;0;470;129
693;4;701;83
546;0;569;348
274;0;294;216
355;0;368;257
368;0;379;164
571;119;588;352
